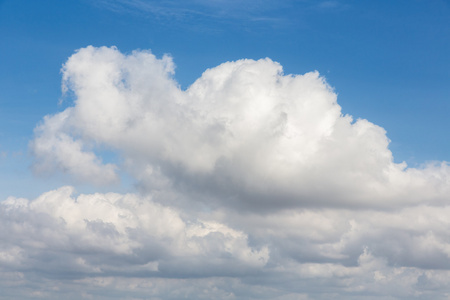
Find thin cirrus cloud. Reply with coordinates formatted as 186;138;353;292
2;46;450;299
94;0;292;25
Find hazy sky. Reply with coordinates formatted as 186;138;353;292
1;0;450;299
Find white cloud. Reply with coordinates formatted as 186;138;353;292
3;187;450;298
0;187;268;282
31;46;450;210
5;46;449;298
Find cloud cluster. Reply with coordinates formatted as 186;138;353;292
0;186;268;298
3;187;450;299
4;46;450;299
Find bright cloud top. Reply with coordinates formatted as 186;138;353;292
32;46;450;209
5;46;448;299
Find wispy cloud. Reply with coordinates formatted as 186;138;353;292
93;0;293;28
315;0;351;13
318;0;340;9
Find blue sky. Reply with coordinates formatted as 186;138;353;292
1;1;450;299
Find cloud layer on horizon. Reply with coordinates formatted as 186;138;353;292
3;46;450;299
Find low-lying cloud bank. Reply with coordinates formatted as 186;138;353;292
2;46;450;299
3;187;450;299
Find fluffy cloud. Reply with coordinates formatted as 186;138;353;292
32;46;450;210
0;187;269;298
4;46;449;299
3;188;450;299
1;186;268;273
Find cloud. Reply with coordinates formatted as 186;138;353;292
31;111;119;185
0;187;268;282
3;187;450;298
5;46;449;298
94;0;289;27
31;46;450;210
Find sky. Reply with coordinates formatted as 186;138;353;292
1;0;450;299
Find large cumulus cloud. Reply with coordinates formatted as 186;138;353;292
3;46;449;299
31;46;450;210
